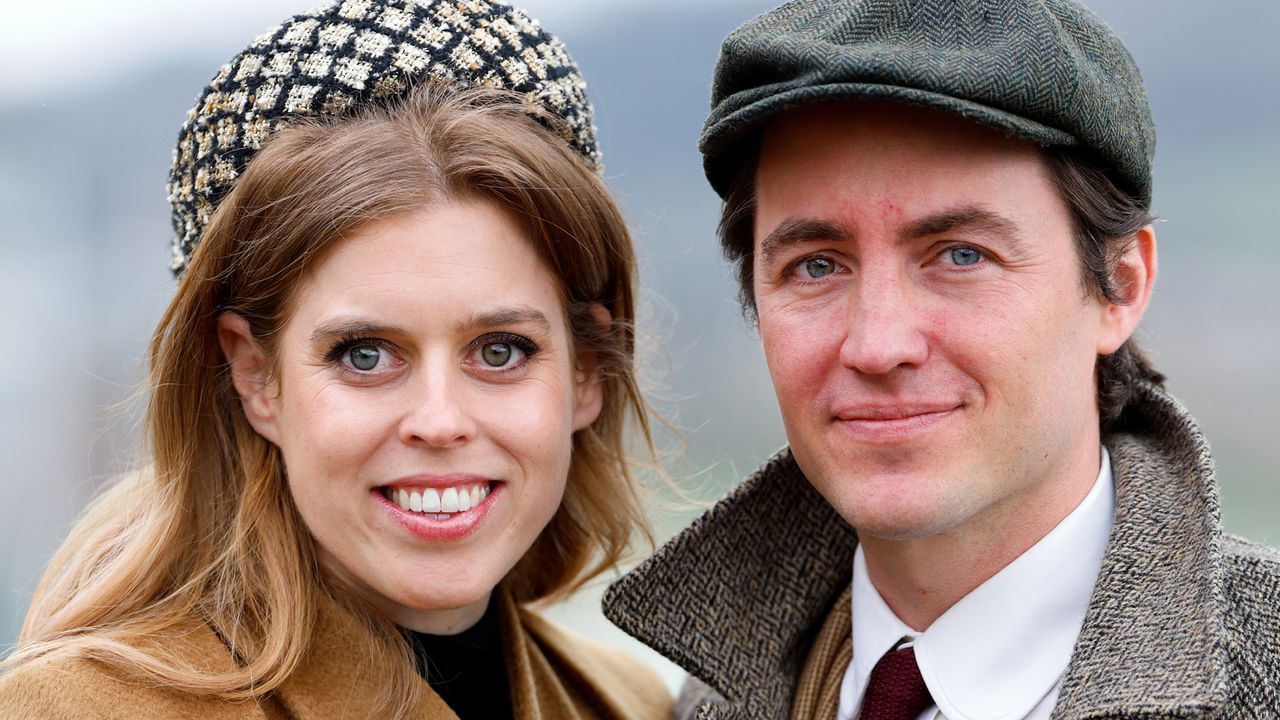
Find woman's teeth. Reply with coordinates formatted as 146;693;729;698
382;484;490;518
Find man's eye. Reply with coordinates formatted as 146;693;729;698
480;341;524;368
798;256;838;279
943;247;985;267
347;345;384;371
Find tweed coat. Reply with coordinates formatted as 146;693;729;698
0;588;671;720
604;381;1280;719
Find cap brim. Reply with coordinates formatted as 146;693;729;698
700;82;1079;199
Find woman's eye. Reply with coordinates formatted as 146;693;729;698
943;247;985;267
346;345;385;372
798;256;838;279
479;341;525;368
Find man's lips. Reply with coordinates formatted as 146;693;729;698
832;403;963;441
834;403;963;421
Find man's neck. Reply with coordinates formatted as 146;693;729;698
859;441;1105;632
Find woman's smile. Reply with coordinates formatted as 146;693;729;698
380;481;493;517
373;477;502;542
260;198;603;633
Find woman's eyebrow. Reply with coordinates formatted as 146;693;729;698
309;319;400;345
460;306;552;333
306;308;553;344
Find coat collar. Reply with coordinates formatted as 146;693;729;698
272;591;457;720
604;382;1230;719
271;586;671;720
604;448;856;718
1051;384;1229;719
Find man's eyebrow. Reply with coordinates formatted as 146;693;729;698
903;206;1025;248
461;306;552;333
758;218;854;267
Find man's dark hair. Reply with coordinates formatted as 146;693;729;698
716;142;1165;432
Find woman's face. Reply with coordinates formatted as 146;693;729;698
221;199;602;634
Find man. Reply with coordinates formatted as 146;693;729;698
604;1;1280;718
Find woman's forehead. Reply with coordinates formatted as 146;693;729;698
287;201;566;331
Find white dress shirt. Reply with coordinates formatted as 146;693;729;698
837;447;1115;720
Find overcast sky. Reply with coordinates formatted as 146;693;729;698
1;0;727;102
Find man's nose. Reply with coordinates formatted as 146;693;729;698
838;266;929;375
398;363;477;449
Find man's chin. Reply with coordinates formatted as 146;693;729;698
814;477;974;542
846;513;963;543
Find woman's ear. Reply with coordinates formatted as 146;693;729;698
217;312;282;445
1097;224;1157;355
570;303;611;432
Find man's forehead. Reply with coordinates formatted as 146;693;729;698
751;100;1069;244
757;99;1040;170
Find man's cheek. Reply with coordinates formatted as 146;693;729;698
762;325;816;386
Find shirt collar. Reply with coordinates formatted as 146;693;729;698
845;446;1115;720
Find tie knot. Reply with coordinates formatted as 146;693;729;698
858;646;933;720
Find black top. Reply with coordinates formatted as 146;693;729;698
407;595;514;720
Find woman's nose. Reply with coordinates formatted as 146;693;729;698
398;365;477;449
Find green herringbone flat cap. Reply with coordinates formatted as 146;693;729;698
702;0;1156;206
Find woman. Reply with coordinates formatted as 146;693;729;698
0;2;669;718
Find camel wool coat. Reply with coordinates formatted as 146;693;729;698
0;588;671;720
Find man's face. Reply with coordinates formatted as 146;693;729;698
753;102;1125;542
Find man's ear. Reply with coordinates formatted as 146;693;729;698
1097;224;1157;355
570;303;610;432
217;312;282;445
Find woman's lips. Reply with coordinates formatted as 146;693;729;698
381;482;490;516
373;477;502;541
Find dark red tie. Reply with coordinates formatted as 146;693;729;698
857;646;934;720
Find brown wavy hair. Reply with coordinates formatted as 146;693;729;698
5;84;654;717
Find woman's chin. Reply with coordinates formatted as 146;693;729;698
369;583;497;635
318;549;501;633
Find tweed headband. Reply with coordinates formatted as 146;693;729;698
166;0;599;275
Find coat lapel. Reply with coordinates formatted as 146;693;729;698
604;449;857;719
274;586;669;720
272;593;457;720
1052;383;1229;719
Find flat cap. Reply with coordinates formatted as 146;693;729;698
701;0;1156;206
167;0;598;275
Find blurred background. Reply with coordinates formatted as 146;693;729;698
2;0;1277;690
